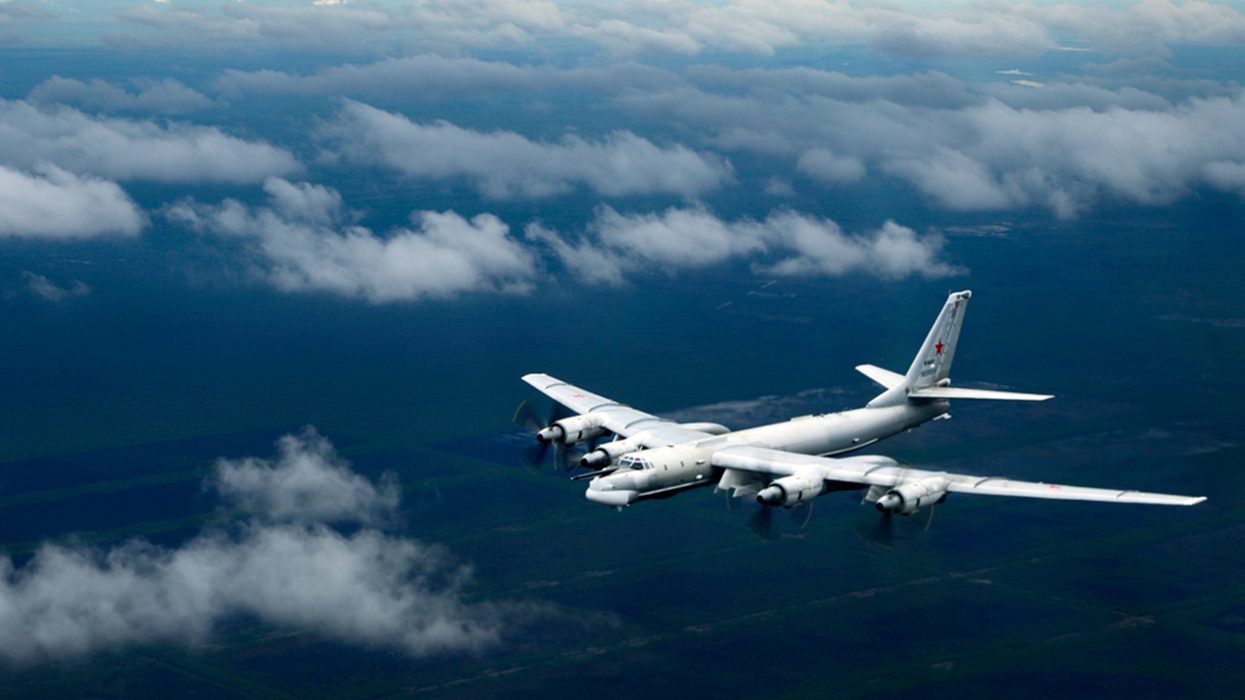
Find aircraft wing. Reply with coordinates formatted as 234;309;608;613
521;373;708;448
711;446;1206;506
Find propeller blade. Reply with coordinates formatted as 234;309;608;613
788;501;813;529
868;511;894;546
522;441;551;472
512;401;543;432
747;505;776;540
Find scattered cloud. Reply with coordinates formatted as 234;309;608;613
12;272;91;302
0;164;145;239
0;430;513;665
797;148;866;185
0;2;54;45
321;101;733;199
616;81;1245;216
212;55;679;101
0;99;301;184
211;427;400;527
27;77;215;115
101;0;1245;58
166;178;539;302
527;206;962;285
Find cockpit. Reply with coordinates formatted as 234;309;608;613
617;455;653;470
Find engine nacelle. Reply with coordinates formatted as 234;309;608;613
875;478;949;515
580;435;647;468
756;469;825;507
537;413;609;446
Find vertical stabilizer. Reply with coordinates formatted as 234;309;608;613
904;290;970;390
865;290;971;407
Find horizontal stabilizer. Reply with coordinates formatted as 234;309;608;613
856;364;904;390
908;386;1053;402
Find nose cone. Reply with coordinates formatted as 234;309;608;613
585;486;637;507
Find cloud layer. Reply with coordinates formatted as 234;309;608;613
0;99;299;184
167;178;540;302
27;77;215;115
0;430;505;664
322;101;732;199
101;0;1245;59
529;206;962;284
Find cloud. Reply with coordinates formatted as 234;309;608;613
212;55;679;101
0;2;54;44
1030;0;1245;57
27;77;215;115
108;3;393;52
321;101;733;199
615;78;1245;216
0;99;301;184
527;205;962;284
13;272;91;302
167;178;539;302
0;164;145;239
797;148;866;184
103;0;1245;59
0;431;509;665
212;427;400;527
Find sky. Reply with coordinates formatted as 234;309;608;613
0;0;1243;689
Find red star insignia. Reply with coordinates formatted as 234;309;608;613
935;340;944;355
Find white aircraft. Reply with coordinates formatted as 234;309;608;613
519;291;1205;522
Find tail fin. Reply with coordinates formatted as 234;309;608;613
904;289;970;391
860;290;1052;407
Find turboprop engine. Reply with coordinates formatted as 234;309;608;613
756;469;826;507
875;477;949;515
537;413;609;446
580;435;646;469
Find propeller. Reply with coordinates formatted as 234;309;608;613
788;501;814;529
856;504;935;548
747;503;776;540
512;400;574;473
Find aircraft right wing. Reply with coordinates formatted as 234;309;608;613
521;373;710;448
711;446;1206;506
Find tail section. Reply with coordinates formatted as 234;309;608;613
904;289;970;391
860;290;1051;407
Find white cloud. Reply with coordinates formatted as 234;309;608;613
212;55;679;101
27;77;215;115
0;431;510;664
211;427;400;527
0;2;53;45
167;178;539;302
322;101;733;199
528;205;962;284
104;0;1245;58
797;148;866;184
616;78;1245;216
14;272;91;302
0;164;145;239
0;99;301;184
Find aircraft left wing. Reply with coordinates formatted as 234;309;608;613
712;446;1206;506
521;373;709;448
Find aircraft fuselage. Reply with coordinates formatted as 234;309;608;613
585;400;949;507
